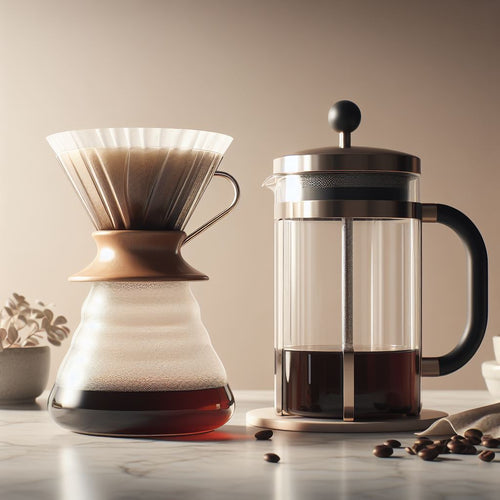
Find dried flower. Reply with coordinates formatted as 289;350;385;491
0;293;70;351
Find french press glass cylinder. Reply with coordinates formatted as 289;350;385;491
264;101;487;421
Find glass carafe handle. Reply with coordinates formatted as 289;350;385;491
184;171;240;244
421;203;488;376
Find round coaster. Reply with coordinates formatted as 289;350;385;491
246;407;448;433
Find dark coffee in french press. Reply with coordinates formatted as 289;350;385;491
283;349;420;419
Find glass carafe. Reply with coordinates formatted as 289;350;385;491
265;101;488;421
49;281;234;436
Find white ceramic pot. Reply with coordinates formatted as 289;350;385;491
482;360;500;400
493;336;500;364
0;346;50;403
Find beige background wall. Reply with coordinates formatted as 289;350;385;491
0;0;498;391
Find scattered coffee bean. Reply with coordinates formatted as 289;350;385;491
418;447;440;461
405;446;416;455
463;444;477;455
264;453;280;463
255;430;273;441
425;444;439;452
447;440;467;454
413;443;428;453
433;439;447;445
450;434;466;442
427;443;448;455
373;444;393;458
448;442;476;455
464;428;483;438
384;439;401;448
414;437;433;446
481;437;500;448
464;428;483;444
478;450;495;462
433;439;450;454
463;438;478;446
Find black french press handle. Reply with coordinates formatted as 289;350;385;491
421;203;488;376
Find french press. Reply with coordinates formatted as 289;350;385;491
264;101;487;422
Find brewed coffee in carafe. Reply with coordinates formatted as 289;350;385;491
265;101;488;423
47;128;239;436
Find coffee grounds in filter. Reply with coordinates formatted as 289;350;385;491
58;147;222;230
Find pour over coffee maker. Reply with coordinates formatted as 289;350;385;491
248;101;488;432
46;128;239;436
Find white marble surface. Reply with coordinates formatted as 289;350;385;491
1;390;499;500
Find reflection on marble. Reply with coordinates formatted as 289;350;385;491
0;400;43;412
0;391;499;499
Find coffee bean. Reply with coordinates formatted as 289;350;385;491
430;445;444;454
425;443;447;455
255;430;273;441
448;441;476;455
478;450;495;462
447;440;467;454
433;439;448;445
418;447;440;461
264;453;280;463
384;439;401;448
450;434;465;441
481;437;500;448
464;428;483;442
413;443;427;453
405;446;416;455
373;444;393;458
463;437;480;446
433;439;450;454
463;444;477;455
414;437;433;446
436;438;449;443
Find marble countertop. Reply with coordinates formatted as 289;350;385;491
1;390;499;500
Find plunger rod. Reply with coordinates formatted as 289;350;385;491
342;217;355;421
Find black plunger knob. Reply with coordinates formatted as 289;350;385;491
328;100;361;134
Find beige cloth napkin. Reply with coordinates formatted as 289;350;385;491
417;402;500;437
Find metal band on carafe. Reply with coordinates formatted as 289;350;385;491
274;200;421;220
